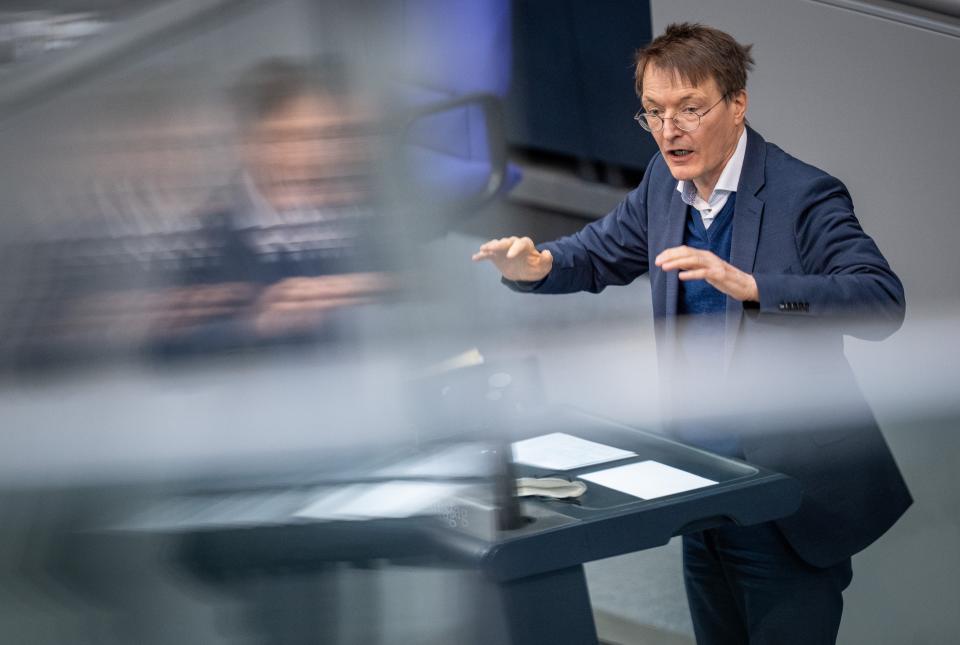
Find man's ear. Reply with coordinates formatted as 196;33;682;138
732;89;748;126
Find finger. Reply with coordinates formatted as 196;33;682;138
678;269;709;281
656;246;717;267
654;245;690;266
506;237;533;260
479;238;513;255
659;256;704;272
661;247;720;271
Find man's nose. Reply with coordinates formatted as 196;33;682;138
661;116;683;140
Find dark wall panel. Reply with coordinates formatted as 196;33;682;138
506;0;659;171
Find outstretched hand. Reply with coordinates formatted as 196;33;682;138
655;245;759;302
472;236;554;282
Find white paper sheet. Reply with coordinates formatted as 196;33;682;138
580;460;717;500
511;432;636;471
294;481;468;521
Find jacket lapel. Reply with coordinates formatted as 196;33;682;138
724;126;767;370
659;187;689;353
663;189;689;318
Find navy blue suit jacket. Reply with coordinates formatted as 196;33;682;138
511;126;912;567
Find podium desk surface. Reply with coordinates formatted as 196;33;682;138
97;407;800;585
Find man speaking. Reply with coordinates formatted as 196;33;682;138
473;23;911;645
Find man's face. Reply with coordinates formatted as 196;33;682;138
246;92;376;211
640;65;747;195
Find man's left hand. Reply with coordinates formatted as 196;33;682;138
655;246;759;302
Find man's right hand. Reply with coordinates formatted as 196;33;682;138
472;236;553;282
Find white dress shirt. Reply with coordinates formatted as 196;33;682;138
676;128;747;229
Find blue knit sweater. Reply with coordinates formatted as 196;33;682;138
678;192;736;319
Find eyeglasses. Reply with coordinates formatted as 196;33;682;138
634;95;727;133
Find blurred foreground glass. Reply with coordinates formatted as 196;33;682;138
0;3;522;642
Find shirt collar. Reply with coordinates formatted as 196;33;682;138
676;128;748;207
234;171;284;229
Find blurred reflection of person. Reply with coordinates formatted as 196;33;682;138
473;23;911;645
214;56;385;278
161;57;394;345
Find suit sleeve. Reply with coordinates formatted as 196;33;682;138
752;175;905;340
503;156;656;295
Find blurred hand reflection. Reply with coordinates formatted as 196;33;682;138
252;272;394;336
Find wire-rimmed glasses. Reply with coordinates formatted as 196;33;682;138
634;95;727;133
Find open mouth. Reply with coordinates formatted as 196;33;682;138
668;149;694;158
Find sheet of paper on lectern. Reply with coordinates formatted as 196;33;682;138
580;460;717;500
511;432;636;471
